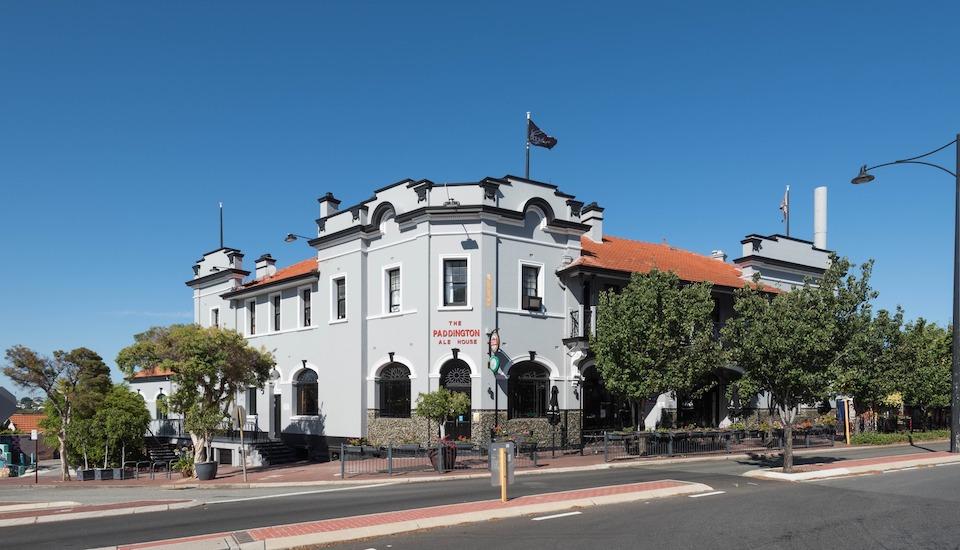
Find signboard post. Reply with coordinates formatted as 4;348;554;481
489;441;514;502
31;429;38;484
236;405;248;483
487;329;502;435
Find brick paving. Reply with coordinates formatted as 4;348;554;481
117;480;687;549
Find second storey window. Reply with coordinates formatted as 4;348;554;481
247;300;256;335
388;268;400;313
443;258;468;306
334;277;347;320
521;264;542;311
302;289;312;327
272;295;281;331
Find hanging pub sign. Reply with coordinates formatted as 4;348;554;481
488;328;502;374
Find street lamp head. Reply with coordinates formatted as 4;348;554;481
284;233;298;243
851;165;875;185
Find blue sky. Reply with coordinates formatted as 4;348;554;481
1;2;957;395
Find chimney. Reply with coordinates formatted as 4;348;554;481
318;192;341;218
814;186;827;249
711;250;727;262
582;202;604;243
255;253;277;280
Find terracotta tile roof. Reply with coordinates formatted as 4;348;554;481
239;257;318;290
569;235;775;291
7;413;44;434
131;366;174;379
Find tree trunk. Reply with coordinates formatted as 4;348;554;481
190;432;207;474
57;431;70;481
104;441;109;469
629;400;638;431
439;418;446;440
779;405;796;473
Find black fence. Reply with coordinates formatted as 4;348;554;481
599;428;835;462
340;441;539;478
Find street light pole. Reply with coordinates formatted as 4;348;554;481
952;134;959;453
853;134;960;453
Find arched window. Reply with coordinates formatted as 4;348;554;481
378;363;411;418
156;393;168;420
508;362;549;419
440;360;471;395
294;369;319;416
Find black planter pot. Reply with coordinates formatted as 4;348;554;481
78;469;96;481
427;446;457;472
195;461;218;481
94;468;114;481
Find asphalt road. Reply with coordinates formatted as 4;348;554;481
332;462;960;550
0;442;951;550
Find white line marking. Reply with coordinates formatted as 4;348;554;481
746;482;759;486
206;484;389;504
689;491;726;498
532;511;583;521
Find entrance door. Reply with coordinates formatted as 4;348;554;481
440;359;472;440
272;394;282;439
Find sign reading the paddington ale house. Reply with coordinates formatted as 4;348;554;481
433;320;481;345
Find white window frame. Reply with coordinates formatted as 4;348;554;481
298;285;313;328
330;274;348;323
270;292;282;332
209;307;220;328
518;260;545;312
382;263;402;315
438;254;471;311
246;299;257;336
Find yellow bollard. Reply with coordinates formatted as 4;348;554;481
499;447;507;502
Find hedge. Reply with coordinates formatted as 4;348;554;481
850;430;950;446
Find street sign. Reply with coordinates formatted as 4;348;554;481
0;387;16;424
489;441;515;487
30;429;38;441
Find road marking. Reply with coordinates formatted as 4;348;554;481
206;484;389;504
746;482;759;486
532;511;582;521
689;491;726;498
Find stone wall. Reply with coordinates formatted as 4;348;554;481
365;411;434;445
365;409;583;449
475;410;582;448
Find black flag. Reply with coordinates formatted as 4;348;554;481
527;119;558;149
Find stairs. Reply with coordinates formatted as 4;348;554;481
145;439;178;463
251;439;297;466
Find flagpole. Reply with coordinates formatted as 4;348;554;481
786;185;790;237
525;111;531;179
219;202;224;248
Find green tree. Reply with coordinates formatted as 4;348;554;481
591;270;725;429
415;388;472;440
833;307;904;429
3;346;112;480
723;257;875;472
95;385;151;468
116;325;274;472
17;396;36;411
898;319;951;430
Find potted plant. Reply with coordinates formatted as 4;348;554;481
173;452;194;478
414;388;471;472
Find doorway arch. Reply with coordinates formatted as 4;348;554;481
439;359;472;439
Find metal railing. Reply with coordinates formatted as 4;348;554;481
568;306;597;339
340;441;539;478
601;428;835;462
